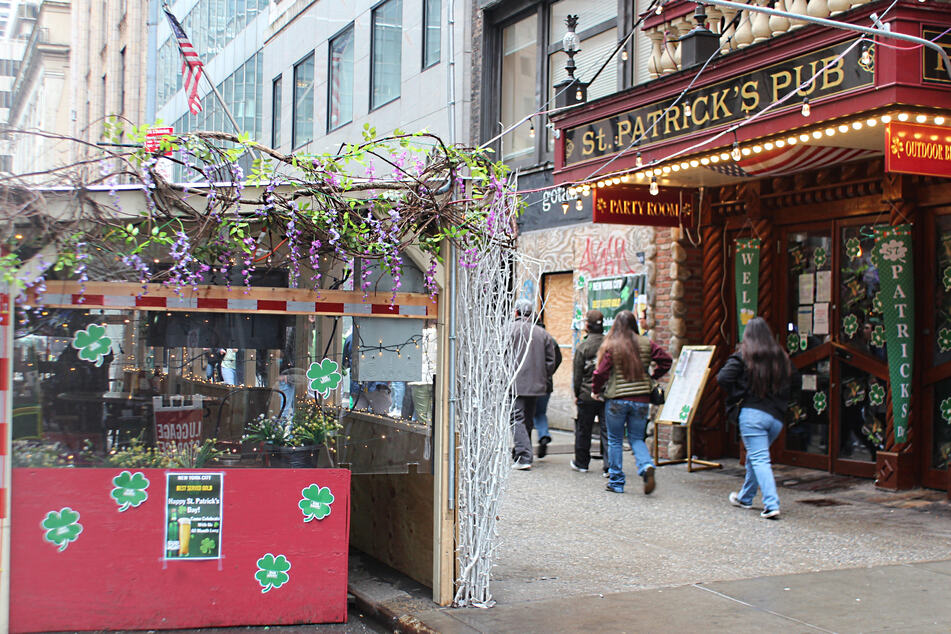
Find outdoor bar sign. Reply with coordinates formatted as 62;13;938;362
734;238;761;340
886;121;951;179
592;184;695;227
165;472;223;560
564;39;873;166
874;225;914;443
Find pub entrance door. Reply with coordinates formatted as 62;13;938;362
776;218;889;478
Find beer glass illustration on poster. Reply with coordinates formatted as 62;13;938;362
165;473;223;560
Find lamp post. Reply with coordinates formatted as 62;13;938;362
554;15;587;109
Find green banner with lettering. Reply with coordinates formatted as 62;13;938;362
735;238;761;341
874;225;914;444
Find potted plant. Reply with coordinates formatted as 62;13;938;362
242;414;292;465
285;400;342;468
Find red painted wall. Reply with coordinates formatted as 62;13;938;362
11;468;350;632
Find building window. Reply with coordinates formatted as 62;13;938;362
292;53;314;148
328;24;354;131
499;13;537;162
422;0;440;69
271;75;282;148
370;0;402;110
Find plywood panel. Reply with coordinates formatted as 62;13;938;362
542;273;576;431
349;472;434;588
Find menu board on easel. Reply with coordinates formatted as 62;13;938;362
658;346;715;425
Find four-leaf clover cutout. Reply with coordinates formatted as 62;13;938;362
813;391;828;414
41;507;83;552
870;325;885;348
872;292;884;315
941;397;951;424
306;359;342;398
843;314;859;338
813;247;828;269
939;328;951;353
255;553;291;593
110;471;150;512
299;484;335;522
868;382;886;407
678;405;691;422
845;237;862;261
786;333;800;354
71;324;113;367
944;267;951;292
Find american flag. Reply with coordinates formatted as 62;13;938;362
164;8;204;115
705;145;879;178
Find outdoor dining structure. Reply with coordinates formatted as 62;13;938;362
0;130;512;630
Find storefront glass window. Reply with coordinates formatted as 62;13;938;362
934;216;951;366
932;377;951;470
785;358;830;455
785;231;832;355
837;362;885;462
839;224;888;362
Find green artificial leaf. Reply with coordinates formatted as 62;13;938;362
110;470;150;512
299;484;334;522
255;553;292;593
41;507;83;551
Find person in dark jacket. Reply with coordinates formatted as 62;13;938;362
570;310;606;473
592;310;672;494
533;322;563;459
509;298;557;470
716;316;794;520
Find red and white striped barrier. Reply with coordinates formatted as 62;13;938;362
0;284;11;632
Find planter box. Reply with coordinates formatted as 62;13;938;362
12;467;350;632
875;451;915;490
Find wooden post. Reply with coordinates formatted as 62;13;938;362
432;245;455;606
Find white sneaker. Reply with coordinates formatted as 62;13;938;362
761;508;780;519
570;460;588;473
512;461;532;470
729;492;753;509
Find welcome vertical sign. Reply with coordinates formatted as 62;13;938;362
874;225;914;443
734;238;761;341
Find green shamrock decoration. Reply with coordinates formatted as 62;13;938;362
71;324;113;367
306;359;342;398
786;333;800;354
843;314;859;338
940;397;951;424
800;337;808;351
813;247;828;269
200;537;216;554
870;325;885;348
299;484;335;522
944;267;951;292
255;553;291;593
845;237;861;261
576;274;586;290
868;382;885;407
678;405;691;422
813;391;827;414
939;329;951;353
871;292;884;315
110;471;150;512
41;507;83;552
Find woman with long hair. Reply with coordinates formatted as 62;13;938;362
591;310;672;494
716;316;794;519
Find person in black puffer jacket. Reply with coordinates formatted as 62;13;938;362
570;310;605;473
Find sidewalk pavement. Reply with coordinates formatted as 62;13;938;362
350;430;951;633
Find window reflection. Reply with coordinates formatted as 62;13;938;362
839;224;888;362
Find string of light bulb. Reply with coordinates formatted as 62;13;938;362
562;109;950;199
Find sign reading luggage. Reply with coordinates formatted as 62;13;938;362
165;472;223;560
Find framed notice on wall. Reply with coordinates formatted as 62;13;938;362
165;472;223;560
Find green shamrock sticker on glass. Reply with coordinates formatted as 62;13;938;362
941;397;951;424
255;553;291;593
939;329;951;353
786;333;800;354
110;470;149;512
71;324;113;367
813;247;828;269
845;237;862;261
800;337;808;351
299;484;334;522
41;507;83;552
870;325;885;348
843;314;859;338
943;267;951;292
200;538;216;554
868;382;885;407
813;391;827;414
678;405;691;422
306;359;342;398
871;292;884;315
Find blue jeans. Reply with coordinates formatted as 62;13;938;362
737;407;783;512
605;400;652;490
534;393;551;442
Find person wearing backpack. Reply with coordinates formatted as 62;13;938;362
716;316;795;520
570;310;606;473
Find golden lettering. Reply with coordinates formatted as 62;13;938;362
596;128;608;152
821;55;844;90
794;65;816;96
740;80;760;112
617;119;632;147
582;131;595;156
691;95;709;125
632;115;646;140
664;105;682;135
935;41;951;72
711;89;732;120
770;70;791;103
646;111;663;137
